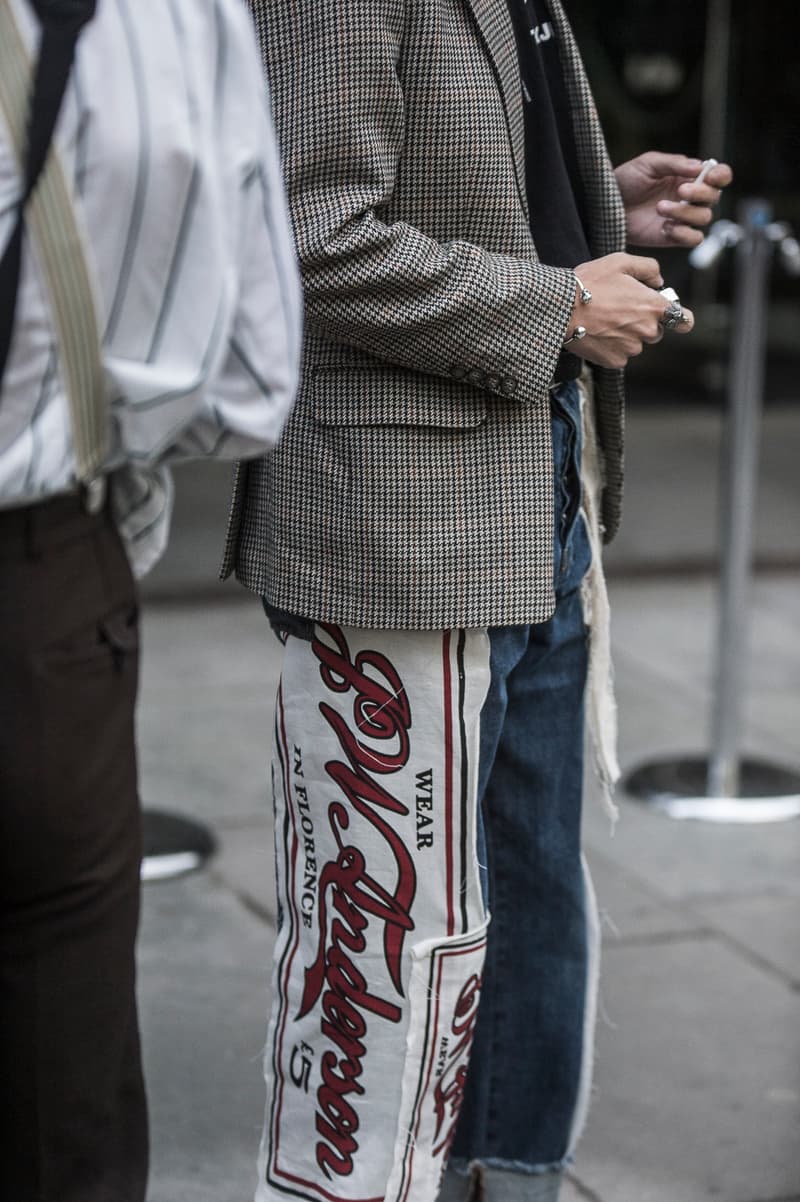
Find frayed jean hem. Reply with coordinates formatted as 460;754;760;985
447;1155;573;1176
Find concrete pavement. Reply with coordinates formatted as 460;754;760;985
136;401;800;1202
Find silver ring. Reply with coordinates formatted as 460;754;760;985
660;300;684;330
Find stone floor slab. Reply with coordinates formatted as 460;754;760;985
211;819;276;922
607;576;800;773
586;850;703;943
694;893;800;987
139;872;272;1202
604;406;800;572
573;938;800;1202
139;596;277;695
137;600;282;826
137;693;273;824
584;787;800;905
562;1174;604;1202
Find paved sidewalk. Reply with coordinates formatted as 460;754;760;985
136;401;800;1202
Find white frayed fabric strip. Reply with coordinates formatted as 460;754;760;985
257;624;491;1202
578;375;621;825
565;854;602;1158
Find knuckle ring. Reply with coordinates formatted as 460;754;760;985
657;286;687;331
659;298;685;331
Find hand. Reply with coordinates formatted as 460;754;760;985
614;152;733;248
567;252;694;370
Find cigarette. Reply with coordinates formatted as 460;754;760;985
680;158;718;203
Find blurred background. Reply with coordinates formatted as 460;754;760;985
570;0;800;408
135;9;800;1202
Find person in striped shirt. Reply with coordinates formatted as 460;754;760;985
0;2;300;1198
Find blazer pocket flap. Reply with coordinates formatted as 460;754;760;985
310;367;488;429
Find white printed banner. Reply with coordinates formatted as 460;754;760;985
257;624;490;1202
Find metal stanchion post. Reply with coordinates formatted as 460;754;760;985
624;199;800;823
708;200;771;798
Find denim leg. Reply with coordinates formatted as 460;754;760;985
449;592;590;1171
447;381;595;1190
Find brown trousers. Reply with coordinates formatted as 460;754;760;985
0;495;147;1202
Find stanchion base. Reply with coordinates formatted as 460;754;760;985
623;757;800;823
141;808;218;882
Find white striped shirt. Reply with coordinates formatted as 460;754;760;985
0;0;300;575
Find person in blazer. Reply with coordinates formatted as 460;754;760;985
224;2;731;1200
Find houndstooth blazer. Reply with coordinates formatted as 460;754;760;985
222;0;627;630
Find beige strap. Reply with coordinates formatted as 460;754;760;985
0;0;106;484
579;371;621;826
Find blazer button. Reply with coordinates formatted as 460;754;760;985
450;364;467;380
502;375;518;396
485;373;501;391
466;368;485;386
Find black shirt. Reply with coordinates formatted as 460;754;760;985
506;0;590;269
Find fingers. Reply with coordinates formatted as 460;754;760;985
668;161;734;215
569;253;695;369
661;159;733;247
619;252;663;287
673;305;695;334
692;161;733;191
638;151;705;180
679;183;724;208
679;162;732;199
657;297;695;335
658;200;714;228
660;221;705;248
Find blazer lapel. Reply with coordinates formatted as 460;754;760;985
463;0;528;220
548;0;626;258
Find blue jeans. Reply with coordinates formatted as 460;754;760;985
448;380;594;1191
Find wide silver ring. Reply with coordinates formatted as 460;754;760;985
660;299;685;330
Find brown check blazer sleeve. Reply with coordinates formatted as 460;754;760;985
251;0;578;402
224;0;626;629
